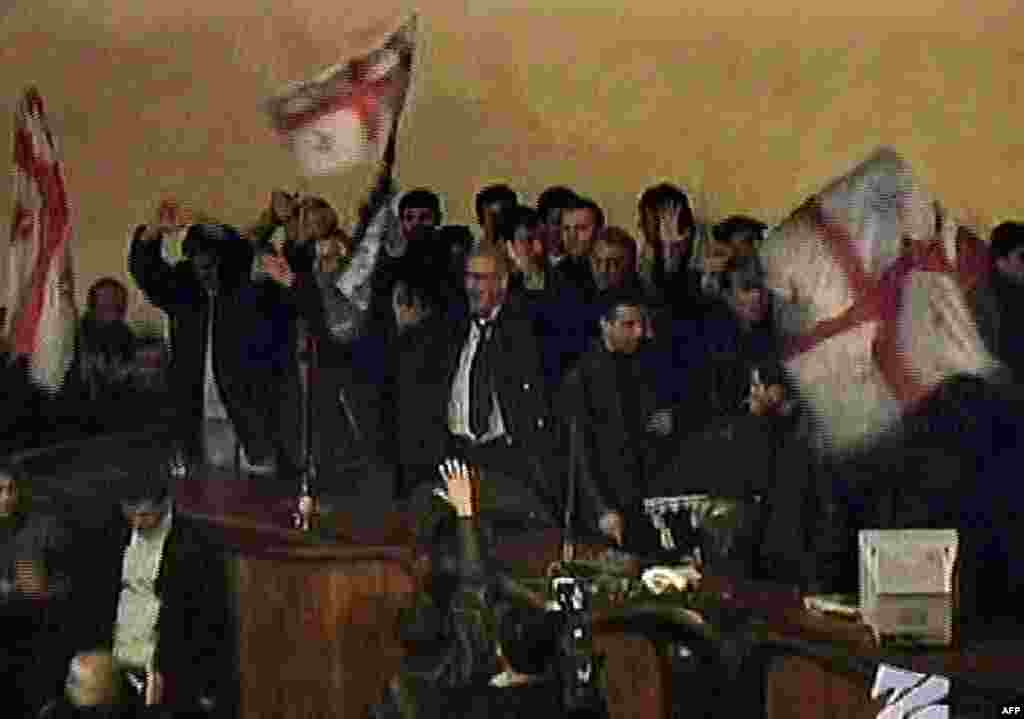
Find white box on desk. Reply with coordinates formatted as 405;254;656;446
859;529;958;646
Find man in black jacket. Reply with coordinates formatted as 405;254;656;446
558;290;684;553
397;243;561;532
79;466;230;716
128;222;323;479
1;464;74;717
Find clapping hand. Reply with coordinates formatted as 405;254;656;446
437;459;476;518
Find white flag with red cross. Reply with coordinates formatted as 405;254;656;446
266;14;416;177
5;86;77;393
760;147;1000;455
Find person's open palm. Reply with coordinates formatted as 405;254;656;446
438;459;475;518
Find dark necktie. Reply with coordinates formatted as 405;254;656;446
469;318;495;438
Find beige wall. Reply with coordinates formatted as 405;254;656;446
1;0;1022;320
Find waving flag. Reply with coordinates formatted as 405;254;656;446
266;14;416;176
5;87;77;393
760;148;999;455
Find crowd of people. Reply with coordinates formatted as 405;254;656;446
3;153;1024;716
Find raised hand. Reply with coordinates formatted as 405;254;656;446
437;458;476;518
261;254;295;288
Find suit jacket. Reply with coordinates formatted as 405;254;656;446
89;512;230;707
558;342;666;519
396;299;555;474
128;230;323;461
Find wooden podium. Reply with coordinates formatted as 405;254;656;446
173;479;671;719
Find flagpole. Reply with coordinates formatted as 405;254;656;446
295;176;320;531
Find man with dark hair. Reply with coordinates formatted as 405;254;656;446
81;463;230;716
496;205;589;388
589;226;641;296
63;278;140;434
475;184;519;246
398;188;443;242
712;215;767;259
1;463;73;716
561;196;604;259
973;221;1024;380
128;221;323;479
559;289;680;552
498;206;545;289
535;186;577;267
636;183;706;318
555;196;604;295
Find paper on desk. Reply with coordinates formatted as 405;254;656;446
641;565;702;595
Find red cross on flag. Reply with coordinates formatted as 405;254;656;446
266;14;417;176
5;86;77;393
761;148;1000;455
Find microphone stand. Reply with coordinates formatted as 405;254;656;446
294;191;319;531
562;417;579;562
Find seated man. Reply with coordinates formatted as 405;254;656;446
79;464;230;716
0;463;73;717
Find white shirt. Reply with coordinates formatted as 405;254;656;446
448;308;507;444
203;292;228;421
113;506;174;670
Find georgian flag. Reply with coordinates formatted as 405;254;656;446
266;14;416;176
760;147;1000;455
5;87;77;393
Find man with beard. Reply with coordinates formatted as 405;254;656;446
397;243;560;532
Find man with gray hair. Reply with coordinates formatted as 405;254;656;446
396;242;561;531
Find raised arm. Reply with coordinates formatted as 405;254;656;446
127;224;187;312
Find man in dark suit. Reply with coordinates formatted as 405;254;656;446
397;243;561;531
79;465;231;716
128;222;323;479
558;290;692;553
